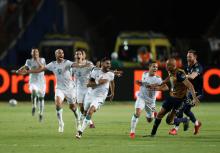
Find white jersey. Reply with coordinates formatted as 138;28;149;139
90;69;115;97
45;59;74;90
138;72;162;102
25;58;46;85
72;61;94;89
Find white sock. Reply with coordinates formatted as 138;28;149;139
38;97;44;115
174;126;179;131
80;117;90;132
195;120;199;126
130;115;139;133
57;108;63;124
89;120;93;125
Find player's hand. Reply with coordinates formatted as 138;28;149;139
17;69;27;75
114;70;123;77
136;80;142;86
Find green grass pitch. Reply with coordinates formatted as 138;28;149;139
0;101;220;153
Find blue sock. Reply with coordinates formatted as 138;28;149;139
174;117;188;125
186;111;196;123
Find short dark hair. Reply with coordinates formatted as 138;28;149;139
31;47;40;54
149;61;157;66
75;48;87;53
188;49;197;56
74;49;83;55
101;57;111;62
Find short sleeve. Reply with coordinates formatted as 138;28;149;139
45;62;53;71
90;69;97;79
176;70;186;82
25;59;31;68
193;65;203;75
66;60;73;69
41;58;46;66
108;72;115;81
157;77;163;85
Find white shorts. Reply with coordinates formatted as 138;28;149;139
76;87;88;103
135;97;156;118
29;83;46;97
84;93;106;111
55;88;76;104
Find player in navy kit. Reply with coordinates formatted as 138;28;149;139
169;49;203;135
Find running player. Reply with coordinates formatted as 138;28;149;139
130;61;168;139
72;49;95;128
17;48;46;122
169;49;203;135
149;58;200;137
21;49;86;133
76;57;116;139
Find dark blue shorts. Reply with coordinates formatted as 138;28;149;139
162;96;185;113
181;92;204;112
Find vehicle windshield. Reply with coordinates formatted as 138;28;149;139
118;45;150;61
156;45;170;61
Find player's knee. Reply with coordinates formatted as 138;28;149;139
69;104;76;111
88;106;96;116
146;117;153;123
135;112;141;118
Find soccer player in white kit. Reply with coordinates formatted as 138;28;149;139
130;61;169;139
17;48;46;122
76;57;115;139
72;49;96;128
72;50;94;114
23;49;85;133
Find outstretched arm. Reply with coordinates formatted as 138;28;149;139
148;84;169;91
27;67;47;74
16;65;29;75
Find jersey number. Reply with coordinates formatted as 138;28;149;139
57;69;62;75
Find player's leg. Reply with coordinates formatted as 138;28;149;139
76;105;96;139
184;104;201;135
145;101;156;123
66;90;80;131
31;91;37;116
76;98;103;139
76;88;85;117
38;96;45;122
169;102;187;135
83;92;95;128
167;98;186;135
145;109;153;123
37;84;46;122
55;89;65;132
150;97;173;136
130;97;144;138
